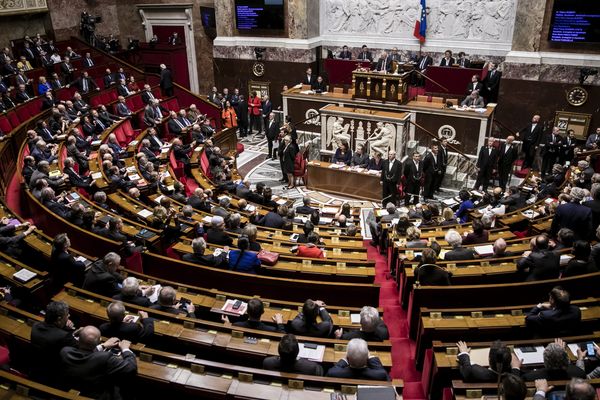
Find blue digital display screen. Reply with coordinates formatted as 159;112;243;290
549;0;600;43
235;0;285;30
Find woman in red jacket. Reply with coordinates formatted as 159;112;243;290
248;91;262;135
295;232;325;259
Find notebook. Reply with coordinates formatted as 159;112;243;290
13;268;37;283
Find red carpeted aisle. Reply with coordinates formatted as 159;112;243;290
365;242;426;400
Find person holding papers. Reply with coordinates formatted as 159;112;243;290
224;298;285;333
456;340;521;382
461;90;485;108
334;306;390;341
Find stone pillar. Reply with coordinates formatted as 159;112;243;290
214;0;234;37
511;0;547;52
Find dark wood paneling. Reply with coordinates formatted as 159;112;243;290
214;59;317;108
495;79;599;136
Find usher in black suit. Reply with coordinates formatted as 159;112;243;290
497;142;518;189
403;158;423;206
381;158;402;205
474;144;498;190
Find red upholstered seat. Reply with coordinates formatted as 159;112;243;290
170;151;184;178
0;345;9;366
6;111;19;128
0;116;11;133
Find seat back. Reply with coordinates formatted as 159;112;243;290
332;87;344;94
431;96;444;104
416;95;429;102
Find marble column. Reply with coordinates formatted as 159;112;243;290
511;0;547;52
215;0;235;37
288;0;308;39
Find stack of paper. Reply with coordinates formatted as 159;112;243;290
297;343;325;362
13;268;37;283
474;245;494;257
514;346;545;365
136;209;153;218
221;299;248;316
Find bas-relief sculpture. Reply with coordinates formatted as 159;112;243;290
323;0;516;43
324;116;399;156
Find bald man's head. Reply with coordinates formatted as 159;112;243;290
78;326;101;350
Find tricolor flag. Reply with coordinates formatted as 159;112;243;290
413;0;427;43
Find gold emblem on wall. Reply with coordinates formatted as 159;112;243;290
252;62;265;77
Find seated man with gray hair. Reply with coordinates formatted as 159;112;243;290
522;339;586;380
182;237;228;268
113;277;155;307
334;306;389;341
99;301;154;343
206;215;233;246
326;338;390;380
444;229;475;261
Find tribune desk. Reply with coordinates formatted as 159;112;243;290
307;161;382;201
352;70;411;104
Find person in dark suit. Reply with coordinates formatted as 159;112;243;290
456;340;520;382
30;301;78;384
481;62;501;103
517;114;543;169
551;187;593;241
517;235;560;281
263;334;323;376
584;185;600;236
82;252;124;297
206;215;233;246
261;95;273;133
521;341;586;381
423;144;442;199
150;286;196;317
60;57;76;82
70;71;98;94
311;75;327;92
403;151;423;206
49;232;86;289
281;135;297;188
116;79;131;97
445;229;475;261
253;205;286;229
457;52;471;68
525;287;582;336
289;299;333;337
497;135;518;189
59;325;137;399
15;84;32;103
375;52;392;72
167;32;182;45
338;45;352;60
466;74;483;96
334;306;390;341
439;50;455;66
415;53;433;85
560;129;577;165
265;112;279;159
301;67;316;86
182;237;228;268
159;63;174;96
113;277;154;307
236;94;249;137
380;150;402;206
414;248;452;286
99;302;154;343
227;298;285;332
326;338;390;380
82;52;94;67
296;197;316;215
541;127;562;176
356;45;373;62
474;137;498;191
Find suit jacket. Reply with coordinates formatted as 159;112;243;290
71;77;98;93
168;118;186;135
520;123;543;145
82;57;94;67
440;57;456;67
338;50;352;60
381;159;402;183
341;322;390;341
256;211;284;229
516;250;560;281
116;84;131;97
417;55;433;70
498;143;518;169
466;81;483;95
357;51;373;62
458;353;520;382
182;252;227;268
541;133;562;157
482;69;502;91
266;119;280;140
375;57;392;72
15;91;32;103
65;167;92;189
414;263;452;286
476;146;499;170
403;159;423;186
141;90;156;105
461;96;485;107
326;357;390;381
445;247;475;261
263;356;323;376
551;202;593;240
99;318;154;343
423;152;442;176
233;319;285;333
583;199;600;236
289;308;333;337
458;58;471;68
522;365;586;381
525;304;581;336
206;228;233;246
59;346;137;399
160;68;173;89
30;322;77;382
82;261;124;297
103;73;116;88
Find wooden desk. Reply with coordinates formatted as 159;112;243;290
307;161;382;201
352;70;411;104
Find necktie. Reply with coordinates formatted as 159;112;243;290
44;128;51;137
124;86;129;95
382;59;386;71
155;107;161;119
175;120;183;128
148;91;154;100
88;58;93;66
82;79;88;92
505;145;510;154
97;119;105;130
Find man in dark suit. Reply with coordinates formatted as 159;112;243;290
338;45;352;60
103;68;116;88
99;302;154;343
381;150;402;206
423;144;442;199
466;74;483;96
439;50;455;66
60;56;76;82
525;287;581;336
265;112;279;159
301;67;316;86
551;187;593;240
457;52;470;68
326;338;390;380
70;71;99;94
584;185;600;235
518;114;543;169
15;84;32;103
403;151;423;206
516;235;560;281
206;215;233;246
474;137;498;191
59;325;137;399
481;62;501;103
63;157;94;190
236;94;249;137
444;229;475;261
167;110;188;136
82;52;94;68
435;138;449;192
456;340;520;382
82;252;124;297
116;96;133;118
182;237;228;267
116;79;131;97
415;53;433;86
561;129;577;165
374;52;392;72
113;277;154;307
541;127;562;176
261;95;272;133
497;135;518;189
226;298;285;332
356;45;373;62
263;334;323;376
334;306;389;341
254;207;286;229
296;196;316;215
141;84;157;104
159;63;173;96
30;301;78;384
143;101;164;128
